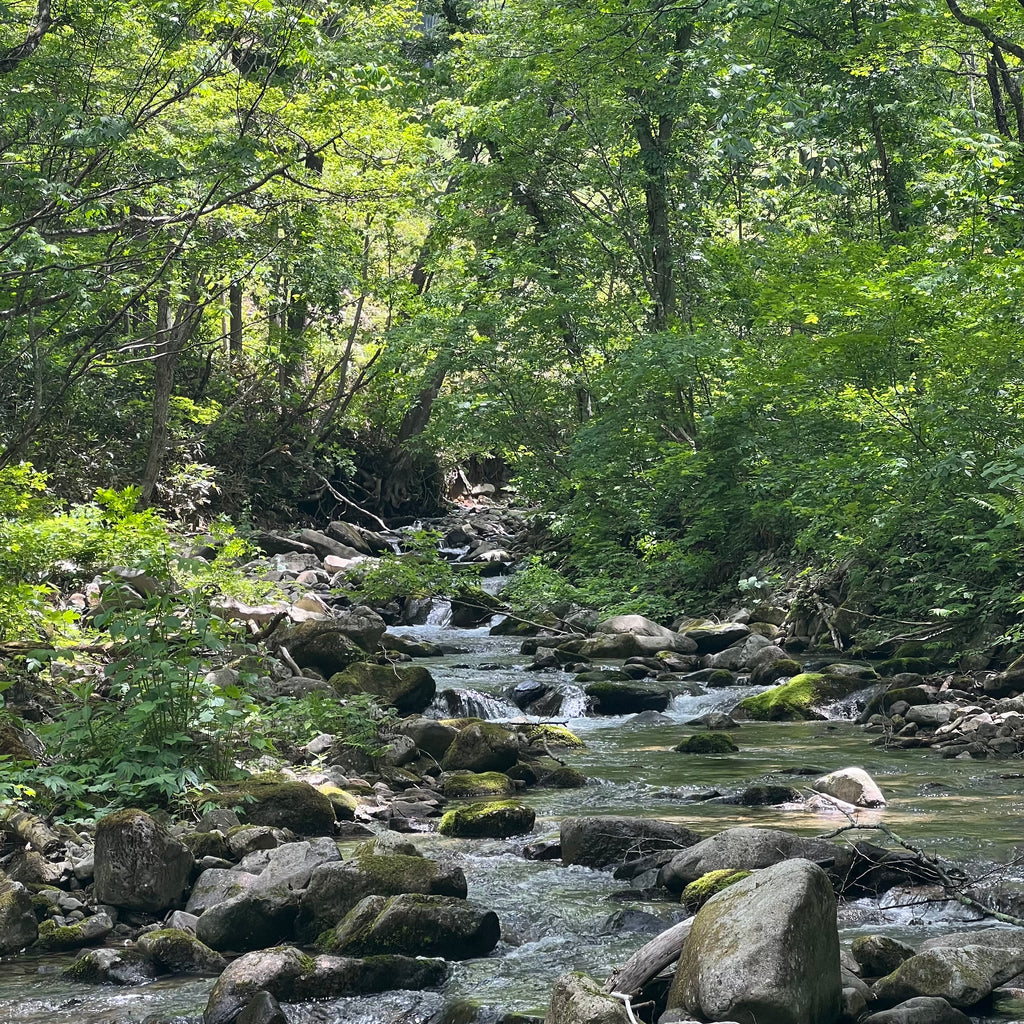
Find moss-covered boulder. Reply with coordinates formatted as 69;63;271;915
278;620;367;676
204;946;448;1024
517;723;585;750
294;848;467;942
681;869;751;911
329;662;436;715
535;765;588;789
437;800;536;839
441;721;519;773
36;913;115;950
319;893;500;960
316;784;359;820
547;972;630;1024
733;673;863;721
851;934;916;978
94;809;193;912
62;947;157;985
397;717;460;760
441;771;516;798
0;876;38;953
136;928;227;975
206;776;336;835
183;830;232;861
673;732;739;754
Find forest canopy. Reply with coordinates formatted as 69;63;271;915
3;0;1024;648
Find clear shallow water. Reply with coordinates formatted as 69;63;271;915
5;620;1024;1023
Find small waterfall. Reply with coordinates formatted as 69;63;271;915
426;598;453;627
434;687;519;720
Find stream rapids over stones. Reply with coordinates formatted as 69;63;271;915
5;510;1024;1024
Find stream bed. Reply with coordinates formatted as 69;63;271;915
3;621;1024;1024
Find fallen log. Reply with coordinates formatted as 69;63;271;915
603;915;694;998
1;808;63;856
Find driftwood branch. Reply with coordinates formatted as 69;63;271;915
1;808;63;855
603;916;694;997
313;473;390;533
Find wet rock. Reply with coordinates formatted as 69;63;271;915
546;972;629;1024
685;712;740;730
677;620;751;654
812;767;886;808
667;859;842;1024
561;816;701;871
36;911;114;950
0;876;38;953
295;848;467;941
330;662;436;715
584;680;671;714
658;827;844;893
918;926;1024;952
442;771;516;798
706;633;773;671
726;784;801;806
733;673;866;721
136;927;227;974
94;809;193;913
186;869;259;916
321;893;500;959
63;947;159;985
207;778;335;836
441;722;519;773
673;732;738;754
236;990;287;1024
860;996;971;1024
398;718;460;760
871;945;1024;1009
852;935;917;977
278;620;367;675
204;946;448;1024
195;889;301;953
438;800;536;839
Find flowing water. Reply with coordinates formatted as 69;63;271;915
4;618;1024;1023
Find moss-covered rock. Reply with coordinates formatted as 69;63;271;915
316;784;359;820
876;657;935;677
279;619;367;676
517;723;585;750
441;722;519;773
438;800;536;839
206;776;336;835
584;681;671;714
318;892;500;960
442;771;516;798
62;947;157;985
135;927;227;975
36;913;114;950
733;672;862;721
329;662;436;715
681;869;751;911
183;830;231;861
536;766;588;789
706;669;737;687
673;732;739;754
0;876;38;953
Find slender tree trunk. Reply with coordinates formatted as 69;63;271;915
229;280;243;360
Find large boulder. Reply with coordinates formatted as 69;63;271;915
658;827;844;893
94;808;193;912
595;615;697;655
204;946;447;1024
441;722;519;773
136;928;227;974
861;997;972;1024
36;912;114;950
195;889;300;953
733;673;867;721
0;875;38;953
206;778;336;835
584;681;671;714
667;859;842;1024
813;767;886;808
871;945;1024;1010
330;662;436;715
398;718;459;760
678;620;752;654
437;800;536;839
546;972;630;1024
63;947;158;986
278;620;366;676
294;849;467;941
706;634;774;671
561;816;701;870
187;869;259;915
322;893;500;959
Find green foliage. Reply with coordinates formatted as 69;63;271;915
344;530;473;603
261;691;396;757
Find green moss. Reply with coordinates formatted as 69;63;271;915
36;918;90;950
735;672;858;721
205;777;335;834
317;783;359;819
182;830;230;860
517;723;585;750
708;669;735;685
673;732;739;754
437;800;536;838
442;771;515;798
876;657;934;677
574;670;630;683
682;869;751;911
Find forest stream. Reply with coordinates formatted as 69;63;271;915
3;618;1024;1024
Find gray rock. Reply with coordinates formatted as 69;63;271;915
546;972;630;1024
237;990;288;1024
186;869;259;916
36;911;114;950
667;859;842;1024
94;809;193;913
195;888;300;953
658;827;844;892
561;816;701;870
707;634;773;671
204;946;447;1024
440;722;519;773
0;876;37;953
853;935;917;976
918;927;1024;952
872;945;1024;1009
324;893;499;959
861;996;972;1024
249;837;342;893
398;718;459;760
280;620;367;675
136;927;227;974
330;662;436;715
165;910;200;933
678;620;752;654
906;705;957;727
63;947;158;985
812;767;886;808
295;850;467;942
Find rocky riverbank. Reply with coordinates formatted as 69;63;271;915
4;508;1024;1024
